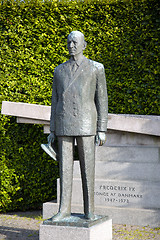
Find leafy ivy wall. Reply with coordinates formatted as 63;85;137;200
0;0;159;212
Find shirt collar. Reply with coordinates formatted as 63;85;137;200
70;55;85;67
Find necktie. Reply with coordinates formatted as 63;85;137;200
71;61;78;73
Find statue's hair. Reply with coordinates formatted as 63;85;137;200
67;31;85;41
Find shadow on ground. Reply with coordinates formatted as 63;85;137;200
0;211;42;240
0;226;39;240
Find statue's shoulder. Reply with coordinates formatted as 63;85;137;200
88;58;104;70
54;60;70;73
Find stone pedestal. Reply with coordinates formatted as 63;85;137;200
40;214;112;240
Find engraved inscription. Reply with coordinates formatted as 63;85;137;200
94;184;143;206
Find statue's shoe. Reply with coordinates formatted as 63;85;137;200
43;212;71;224
84;212;95;220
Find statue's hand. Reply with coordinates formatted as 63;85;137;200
47;132;55;146
95;132;106;146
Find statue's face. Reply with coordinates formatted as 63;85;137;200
67;32;84;56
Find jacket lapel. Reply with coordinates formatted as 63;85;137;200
63;57;88;96
74;57;88;79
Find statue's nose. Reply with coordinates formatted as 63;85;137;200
70;41;74;48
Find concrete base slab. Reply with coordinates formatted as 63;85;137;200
43;201;160;227
40;215;112;240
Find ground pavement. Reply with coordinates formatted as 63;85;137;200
0;211;160;240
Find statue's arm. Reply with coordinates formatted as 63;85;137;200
48;131;55;145
95;132;106;146
95;64;108;146
49;69;57;143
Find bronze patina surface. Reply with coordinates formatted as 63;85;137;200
43;31;108;224
43;213;109;228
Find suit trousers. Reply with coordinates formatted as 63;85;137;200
58;136;95;216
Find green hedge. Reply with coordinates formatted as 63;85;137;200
0;0;160;212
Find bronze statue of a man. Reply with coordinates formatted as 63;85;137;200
47;31;108;222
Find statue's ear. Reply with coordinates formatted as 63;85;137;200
83;41;87;50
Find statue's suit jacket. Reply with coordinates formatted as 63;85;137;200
50;56;108;136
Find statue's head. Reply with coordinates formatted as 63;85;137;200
67;31;87;57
